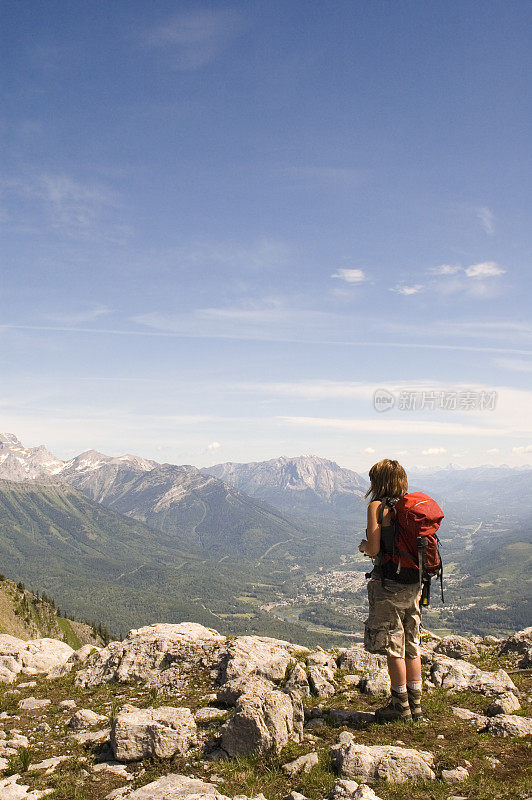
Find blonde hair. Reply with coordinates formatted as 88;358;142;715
365;459;408;502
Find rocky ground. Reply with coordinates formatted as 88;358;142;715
0;623;530;800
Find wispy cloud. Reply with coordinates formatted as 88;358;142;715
142;8;245;69
494;356;532;373
512;444;532;454
3;173;128;241
331;268;366;284
390;284;423;295
428;264;461;275
476;206;495;235
43;304;111;325
422;447;447;455
206;441;221;451
278;416;517;436
465;261;505;278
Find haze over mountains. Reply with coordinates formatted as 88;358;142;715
0;432;530;640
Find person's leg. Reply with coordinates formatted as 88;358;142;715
374;587;411;722
404;588;423;720
387;655;407;691
405;656;421;682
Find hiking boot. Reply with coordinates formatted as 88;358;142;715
375;690;412;723
407;687;424;721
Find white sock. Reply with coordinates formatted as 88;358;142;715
407;680;422;691
392;683;407;694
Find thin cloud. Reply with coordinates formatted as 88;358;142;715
428;264;461;275
331;268;366;284
363;447;376;454
422;447;447;455
207;441;221;451
142;8;245;69
4;173;127;241
512;444;532;454
278;416;521;436
390;284;423;295
43;304;111;325
465;261;505;278
476;206;495;235
494;357;532;373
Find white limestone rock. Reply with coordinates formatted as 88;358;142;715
68;708;108;729
336;646;386;673
284;663;311;697
105;774;227;800
451;706;486;726
18;697;51;711
360;670;391;696
442;766;469;783
480;714;532;737
47;643;100;677
215;635;308;689
216;674;275;706
434;635;479;661
486;692;521;716
221;689;303;756
111;705;197;762
430;656;517;696
76;623;225;688
0;635;74;683
330;732;435;782
498;627;532;668
282;751;318;776
308;665;336;698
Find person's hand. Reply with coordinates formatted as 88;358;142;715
358;539;368;554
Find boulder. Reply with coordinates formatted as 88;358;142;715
47;643;100;677
337;646;385;673
0;774;53;799
282;751;318;776
106;774;228;800
221;689;303;756
360;670;391;696
330;732;435;782
216;675;275;706
480;714;532;737
498;627;532;668
68;708;107;729
307;648;336;670
0;635;74;683
451;706;486;726
76;623;225;688
308;665;336;698
430;656;517;696
328;780;384;800
18;697;51;711
486;692;521;716
434;635;479;660
284;663;311;697
442;766;469;782
215;635;308;688
110;705;197;761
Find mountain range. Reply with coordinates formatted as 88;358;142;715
0;431;530;639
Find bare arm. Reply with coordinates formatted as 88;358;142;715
358;501;382;558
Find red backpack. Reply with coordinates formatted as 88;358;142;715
379;492;444;601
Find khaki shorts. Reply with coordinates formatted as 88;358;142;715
364;579;422;659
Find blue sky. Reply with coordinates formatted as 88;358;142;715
1;0;531;471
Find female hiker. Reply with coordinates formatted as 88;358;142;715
358;458;424;722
